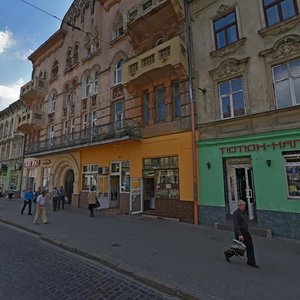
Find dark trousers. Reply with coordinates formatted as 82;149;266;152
57;196;65;209
21;200;32;214
52;197;59;211
240;231;256;266
88;204;95;216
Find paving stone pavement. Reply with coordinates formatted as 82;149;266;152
0;224;177;300
1;198;300;300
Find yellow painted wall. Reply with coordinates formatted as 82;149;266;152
80;132;194;201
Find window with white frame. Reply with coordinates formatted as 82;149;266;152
94;71;99;94
85;76;90;97
82;164;98;191
284;153;300;198
91;111;97;137
263;0;298;27
114;59;123;85
213;10;239;49
48;125;55;145
114;101;124;130
272;58;300;108
48;92;57;113
219;76;245;119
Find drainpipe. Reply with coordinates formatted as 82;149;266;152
184;0;198;225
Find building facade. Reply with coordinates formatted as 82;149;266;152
19;0;195;222
191;0;300;238
0;100;26;198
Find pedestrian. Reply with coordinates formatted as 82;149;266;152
51;187;60;211
33;187;42;205
224;199;259;268
33;190;48;224
8;186;14;200
87;186;97;217
21;188;33;215
0;185;3;197
57;186;65;210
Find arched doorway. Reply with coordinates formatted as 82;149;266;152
65;169;74;204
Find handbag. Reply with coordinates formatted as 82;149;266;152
95;199;100;208
230;239;246;257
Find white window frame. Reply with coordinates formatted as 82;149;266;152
48;125;55;146
114;101;124;130
219;76;246;119
114;60;123;85
82;164;98;191
49;93;57;113
284;153;300;199
272;58;300;109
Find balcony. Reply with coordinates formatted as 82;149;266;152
17;110;44;134
123;36;188;95
25;119;141;156
127;0;184;44
20;77;48;106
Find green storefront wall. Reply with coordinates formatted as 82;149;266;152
197;128;300;214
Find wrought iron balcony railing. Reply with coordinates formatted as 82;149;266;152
25;119;141;156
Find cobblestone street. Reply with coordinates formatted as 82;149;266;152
0;224;177;300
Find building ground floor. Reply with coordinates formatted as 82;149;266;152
198;128;300;239
0;161;23;198
23;132;195;223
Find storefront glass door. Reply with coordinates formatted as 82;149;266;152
130;178;143;214
226;159;256;220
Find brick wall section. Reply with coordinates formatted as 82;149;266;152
156;199;194;223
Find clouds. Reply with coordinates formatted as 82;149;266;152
0;79;24;109
0;29;15;54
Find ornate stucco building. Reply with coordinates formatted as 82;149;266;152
0;100;25;198
191;0;300;238
18;0;196;222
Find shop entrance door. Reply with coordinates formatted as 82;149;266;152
130;178;143;214
226;159;256;220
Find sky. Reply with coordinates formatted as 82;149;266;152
0;0;73;110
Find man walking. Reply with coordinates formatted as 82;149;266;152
33;190;48;224
51;187;60;211
21;188;33;215
224;199;259;268
57;186;65;210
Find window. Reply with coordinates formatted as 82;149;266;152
48;125;55;146
63;121;68;143
82;164;98;190
172;80;181;118
71;118;75;140
83;114;89;138
51;60;59;79
66;48;72;69
112;20;124;40
73;43;79;64
114;59;123;85
85;76;90;97
143;91;150;126
284;153;300;198
214;11;238;49
219;76;245;119
272;59;300;108
114;101;124;130
48;92;57;113
91;111;97;137
263;0;298;27
155;85;166;122
94;71;99;94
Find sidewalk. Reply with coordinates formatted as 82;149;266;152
1;198;299;300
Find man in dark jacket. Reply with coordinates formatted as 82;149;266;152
224;200;259;268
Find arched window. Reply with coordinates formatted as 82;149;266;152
73;43;79;64
66;48;72;69
114;59;123;85
94;71;99;94
85;76;90;97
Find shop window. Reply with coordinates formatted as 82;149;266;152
121;161;130;192
214;10;239;49
82;164;98;191
219;76;245;119
284;153;300;198
155;85;167;122
272;58;300;108
263;0;298;27
143;156;179;200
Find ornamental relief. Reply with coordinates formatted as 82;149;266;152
260;35;300;61
210;38;246;58
209;57;249;80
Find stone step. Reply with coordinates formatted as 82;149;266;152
214;222;273;238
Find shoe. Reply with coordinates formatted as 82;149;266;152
28;213;32;215
43;222;49;224
21;212;23;215
224;252;231;262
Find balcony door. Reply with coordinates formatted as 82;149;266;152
114;101;124;131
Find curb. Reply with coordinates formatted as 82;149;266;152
0;217;213;300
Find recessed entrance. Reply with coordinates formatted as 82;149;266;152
64;169;74;204
225;158;256;220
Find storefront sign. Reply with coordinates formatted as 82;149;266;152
25;160;40;167
220;139;300;155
